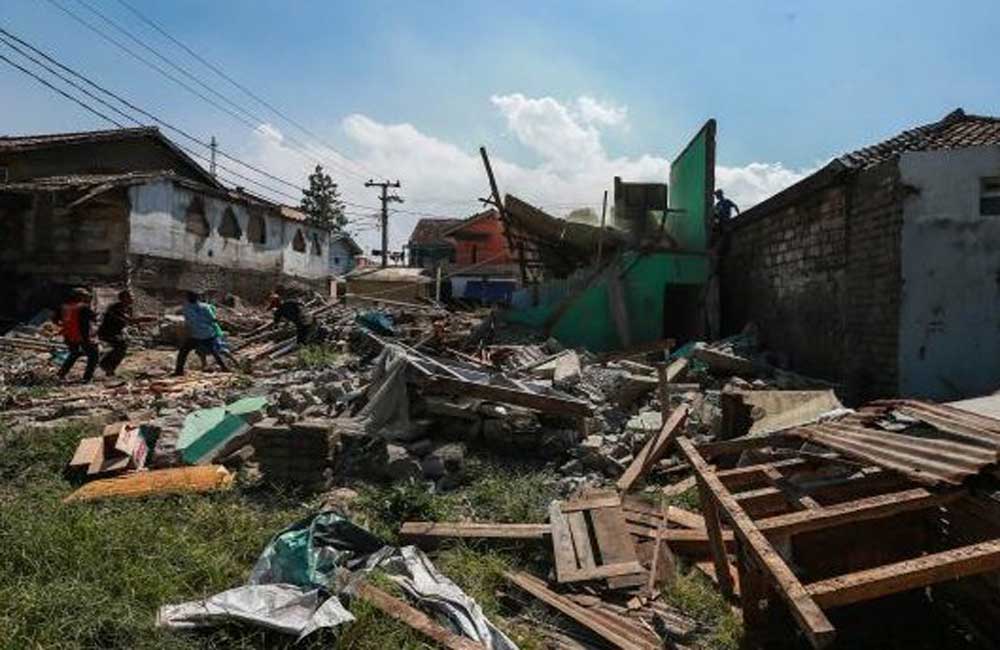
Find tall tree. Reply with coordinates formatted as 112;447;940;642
300;165;346;231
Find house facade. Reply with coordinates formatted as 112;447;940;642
328;232;362;276
407;218;461;269
0;127;330;316
440;209;520;303
720;109;1000;402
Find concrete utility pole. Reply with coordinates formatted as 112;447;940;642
210;136;217;178
365;179;402;267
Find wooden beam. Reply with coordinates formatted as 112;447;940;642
696;434;796;460
627;524;736;554
762;466;821;510
617;405;689;492
504;571;659;650
807;539;1000;609
717;458;813;490
400;521;549;545
757;488;963;538
425;376;592;416
699;480;735;599
677;437;836;649
356;582;486;650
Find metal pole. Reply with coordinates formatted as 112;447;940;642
597;189;608;265
210;136;217;178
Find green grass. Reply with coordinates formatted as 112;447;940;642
295;344;343;370
0;424;555;649
663;569;743;650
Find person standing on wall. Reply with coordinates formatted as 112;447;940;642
174;290;230;376
54;288;99;383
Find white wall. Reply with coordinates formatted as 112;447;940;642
898;146;1000;399
127;181;329;280
328;239;356;276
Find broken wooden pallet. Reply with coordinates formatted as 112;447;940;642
549;496;644;586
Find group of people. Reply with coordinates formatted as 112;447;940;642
55;287;320;383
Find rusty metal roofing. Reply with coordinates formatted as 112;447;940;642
0;126;158;150
790;400;1000;486
838;108;1000;170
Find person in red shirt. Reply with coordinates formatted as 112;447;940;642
54;288;99;383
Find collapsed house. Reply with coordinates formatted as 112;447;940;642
0;127;331;319
501;120;716;352
720;108;1000;402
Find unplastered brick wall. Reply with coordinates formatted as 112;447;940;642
721;162;904;402
721;183;850;385
842;161;904;400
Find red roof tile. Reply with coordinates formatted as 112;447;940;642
838;108;1000;169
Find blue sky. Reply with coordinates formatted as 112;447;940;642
2;0;998;249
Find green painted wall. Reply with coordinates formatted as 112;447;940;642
503;120;715;352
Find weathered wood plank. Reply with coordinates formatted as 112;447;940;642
549;502;580;583
504;571;658;650
699;480;735;599
808;539;1000;609
399;521;549;544
357;582;487;650
757;488;963;538
566;511;596;572
677;437;836;649
425;376;593;416
617;405;689;492
562;495;621;512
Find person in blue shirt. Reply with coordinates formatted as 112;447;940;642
173;291;230;375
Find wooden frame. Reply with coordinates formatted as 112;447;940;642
678;434;1000;649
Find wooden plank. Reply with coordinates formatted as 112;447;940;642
665;356;690;383
425;376;593;416
590;506;638;565
399;521;549;544
696;434;796;460
562;495;621;512
356;582;486;650
717;458;813;490
617;405;689;492
699;481;735;599
503;571;658;650
762;466;821;510
647;507;676;592
757;488;963;538
662;475;696;497
561;560;645;582
628;525;736;551
566;511;596;572
807;539;1000;609
549;502;580;583
677;437;836;649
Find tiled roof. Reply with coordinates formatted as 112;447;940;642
408;217;463;246
838;108;1000;169
0;126;159;150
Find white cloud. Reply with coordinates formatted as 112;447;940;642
240;94;816;252
576;96;628;127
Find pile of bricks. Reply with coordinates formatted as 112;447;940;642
250;418;336;492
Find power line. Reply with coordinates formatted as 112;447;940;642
44;0;370;184
0;51;126;128
111;0;388;183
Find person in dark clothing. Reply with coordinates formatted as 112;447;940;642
270;293;319;345
713;189;740;224
97;290;154;376
55;288;99;383
174;291;230;376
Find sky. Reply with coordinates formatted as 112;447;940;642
2;0;998;252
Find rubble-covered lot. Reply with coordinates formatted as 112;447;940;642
2;293;1000;650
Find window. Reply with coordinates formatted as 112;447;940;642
218;206;242;239
981;177;1000;216
0;166;8;184
471;245;478;264
247;209;267;244
292;228;306;252
334;256;341;265
311;233;323;256
185;196;210;237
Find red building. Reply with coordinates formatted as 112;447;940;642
441;209;514;267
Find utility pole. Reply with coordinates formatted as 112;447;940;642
479;146;526;285
597;189;608;265
210;136;217;178
365;179;402;267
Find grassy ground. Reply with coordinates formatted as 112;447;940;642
0;420;739;650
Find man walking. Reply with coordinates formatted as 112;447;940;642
55;288;99;383
97;289;151;377
270;292;320;345
174;291;229;376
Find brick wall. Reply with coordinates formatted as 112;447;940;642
720;161;903;402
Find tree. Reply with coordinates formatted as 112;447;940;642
566;207;600;225
300;165;346;231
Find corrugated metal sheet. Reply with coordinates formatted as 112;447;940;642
791;400;1000;487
